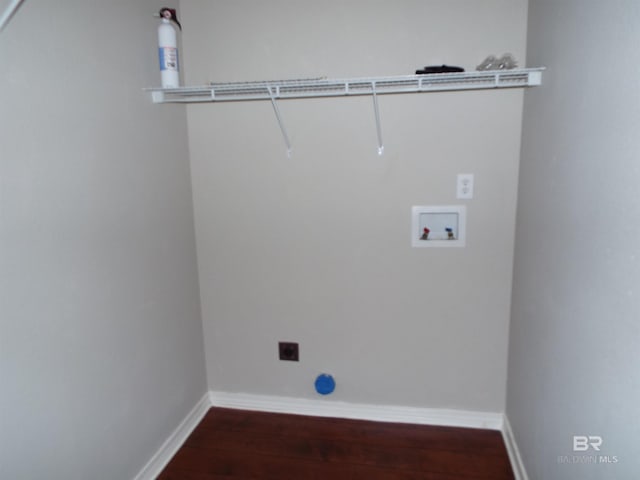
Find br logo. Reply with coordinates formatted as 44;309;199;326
573;436;603;451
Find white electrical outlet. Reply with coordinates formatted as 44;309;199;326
456;173;474;199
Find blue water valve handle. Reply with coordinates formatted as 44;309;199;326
315;373;336;395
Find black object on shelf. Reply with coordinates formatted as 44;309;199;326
415;65;465;74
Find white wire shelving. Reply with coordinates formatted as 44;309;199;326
147;68;543;103
145;67;544;156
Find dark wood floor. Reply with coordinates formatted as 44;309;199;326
158;407;514;479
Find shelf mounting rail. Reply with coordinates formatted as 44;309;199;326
146;68;544;156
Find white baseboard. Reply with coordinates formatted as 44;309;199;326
208;390;504;431
133;392;212;480
502;414;529;480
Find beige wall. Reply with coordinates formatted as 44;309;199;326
508;1;640;478
0;1;207;478
183;0;528;412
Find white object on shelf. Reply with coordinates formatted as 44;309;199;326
158;16;180;88
412;205;467;248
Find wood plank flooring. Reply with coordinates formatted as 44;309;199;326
158;407;514;479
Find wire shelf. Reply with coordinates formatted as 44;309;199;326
146;68;544;104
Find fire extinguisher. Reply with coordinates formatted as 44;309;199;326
157;7;182;88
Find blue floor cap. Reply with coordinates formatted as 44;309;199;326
315;373;336;395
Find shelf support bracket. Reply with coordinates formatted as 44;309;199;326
267;86;292;158
371;82;384;155
0;0;26;33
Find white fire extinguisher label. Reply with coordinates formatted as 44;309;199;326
159;47;179;71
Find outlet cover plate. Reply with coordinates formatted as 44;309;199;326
279;342;299;361
457;173;474;199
